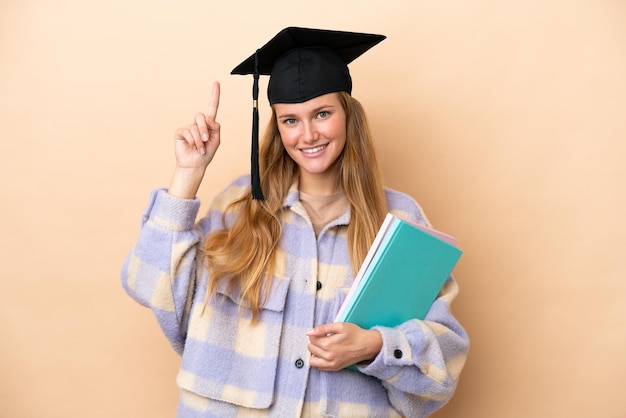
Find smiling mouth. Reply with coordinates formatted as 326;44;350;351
301;144;328;154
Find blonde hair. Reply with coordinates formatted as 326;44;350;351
203;92;387;321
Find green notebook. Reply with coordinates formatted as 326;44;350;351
335;213;462;330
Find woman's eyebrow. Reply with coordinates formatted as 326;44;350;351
277;104;336;119
312;104;336;112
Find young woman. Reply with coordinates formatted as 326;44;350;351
122;27;469;418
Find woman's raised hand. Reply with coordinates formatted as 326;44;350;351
168;82;221;199
173;81;221;169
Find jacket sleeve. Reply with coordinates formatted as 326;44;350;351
120;189;204;355
357;276;469;416
367;189;470;416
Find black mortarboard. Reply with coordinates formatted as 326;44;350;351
231;27;386;200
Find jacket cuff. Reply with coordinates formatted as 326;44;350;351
141;188;201;231
357;325;421;379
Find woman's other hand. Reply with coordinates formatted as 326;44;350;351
306;322;383;372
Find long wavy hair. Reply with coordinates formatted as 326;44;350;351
203;92;388;321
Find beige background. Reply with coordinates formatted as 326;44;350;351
1;0;625;417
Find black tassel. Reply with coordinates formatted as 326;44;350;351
251;50;265;200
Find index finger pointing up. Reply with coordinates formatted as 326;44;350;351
207;81;220;121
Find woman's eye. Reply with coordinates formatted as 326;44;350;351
283;118;296;125
317;111;329;119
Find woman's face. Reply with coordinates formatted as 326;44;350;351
274;93;347;187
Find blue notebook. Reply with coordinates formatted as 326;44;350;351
335;213;462;330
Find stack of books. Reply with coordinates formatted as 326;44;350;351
335;213;463;330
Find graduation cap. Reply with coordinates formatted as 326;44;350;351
231;27;386;200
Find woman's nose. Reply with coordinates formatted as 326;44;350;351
302;121;318;142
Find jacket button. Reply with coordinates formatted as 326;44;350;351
316;281;322;291
295;358;305;369
394;349;403;359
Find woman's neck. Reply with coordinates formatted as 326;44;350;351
298;171;342;196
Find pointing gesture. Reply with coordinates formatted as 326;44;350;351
173;81;221;169
168;82;222;199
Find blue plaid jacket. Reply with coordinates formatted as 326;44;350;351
121;175;469;417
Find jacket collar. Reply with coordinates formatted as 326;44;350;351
281;179;351;228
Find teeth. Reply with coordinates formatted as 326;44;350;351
302;145;326;154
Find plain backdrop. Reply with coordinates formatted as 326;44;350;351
1;1;625;417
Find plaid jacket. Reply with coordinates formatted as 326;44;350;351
121;175;469;417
